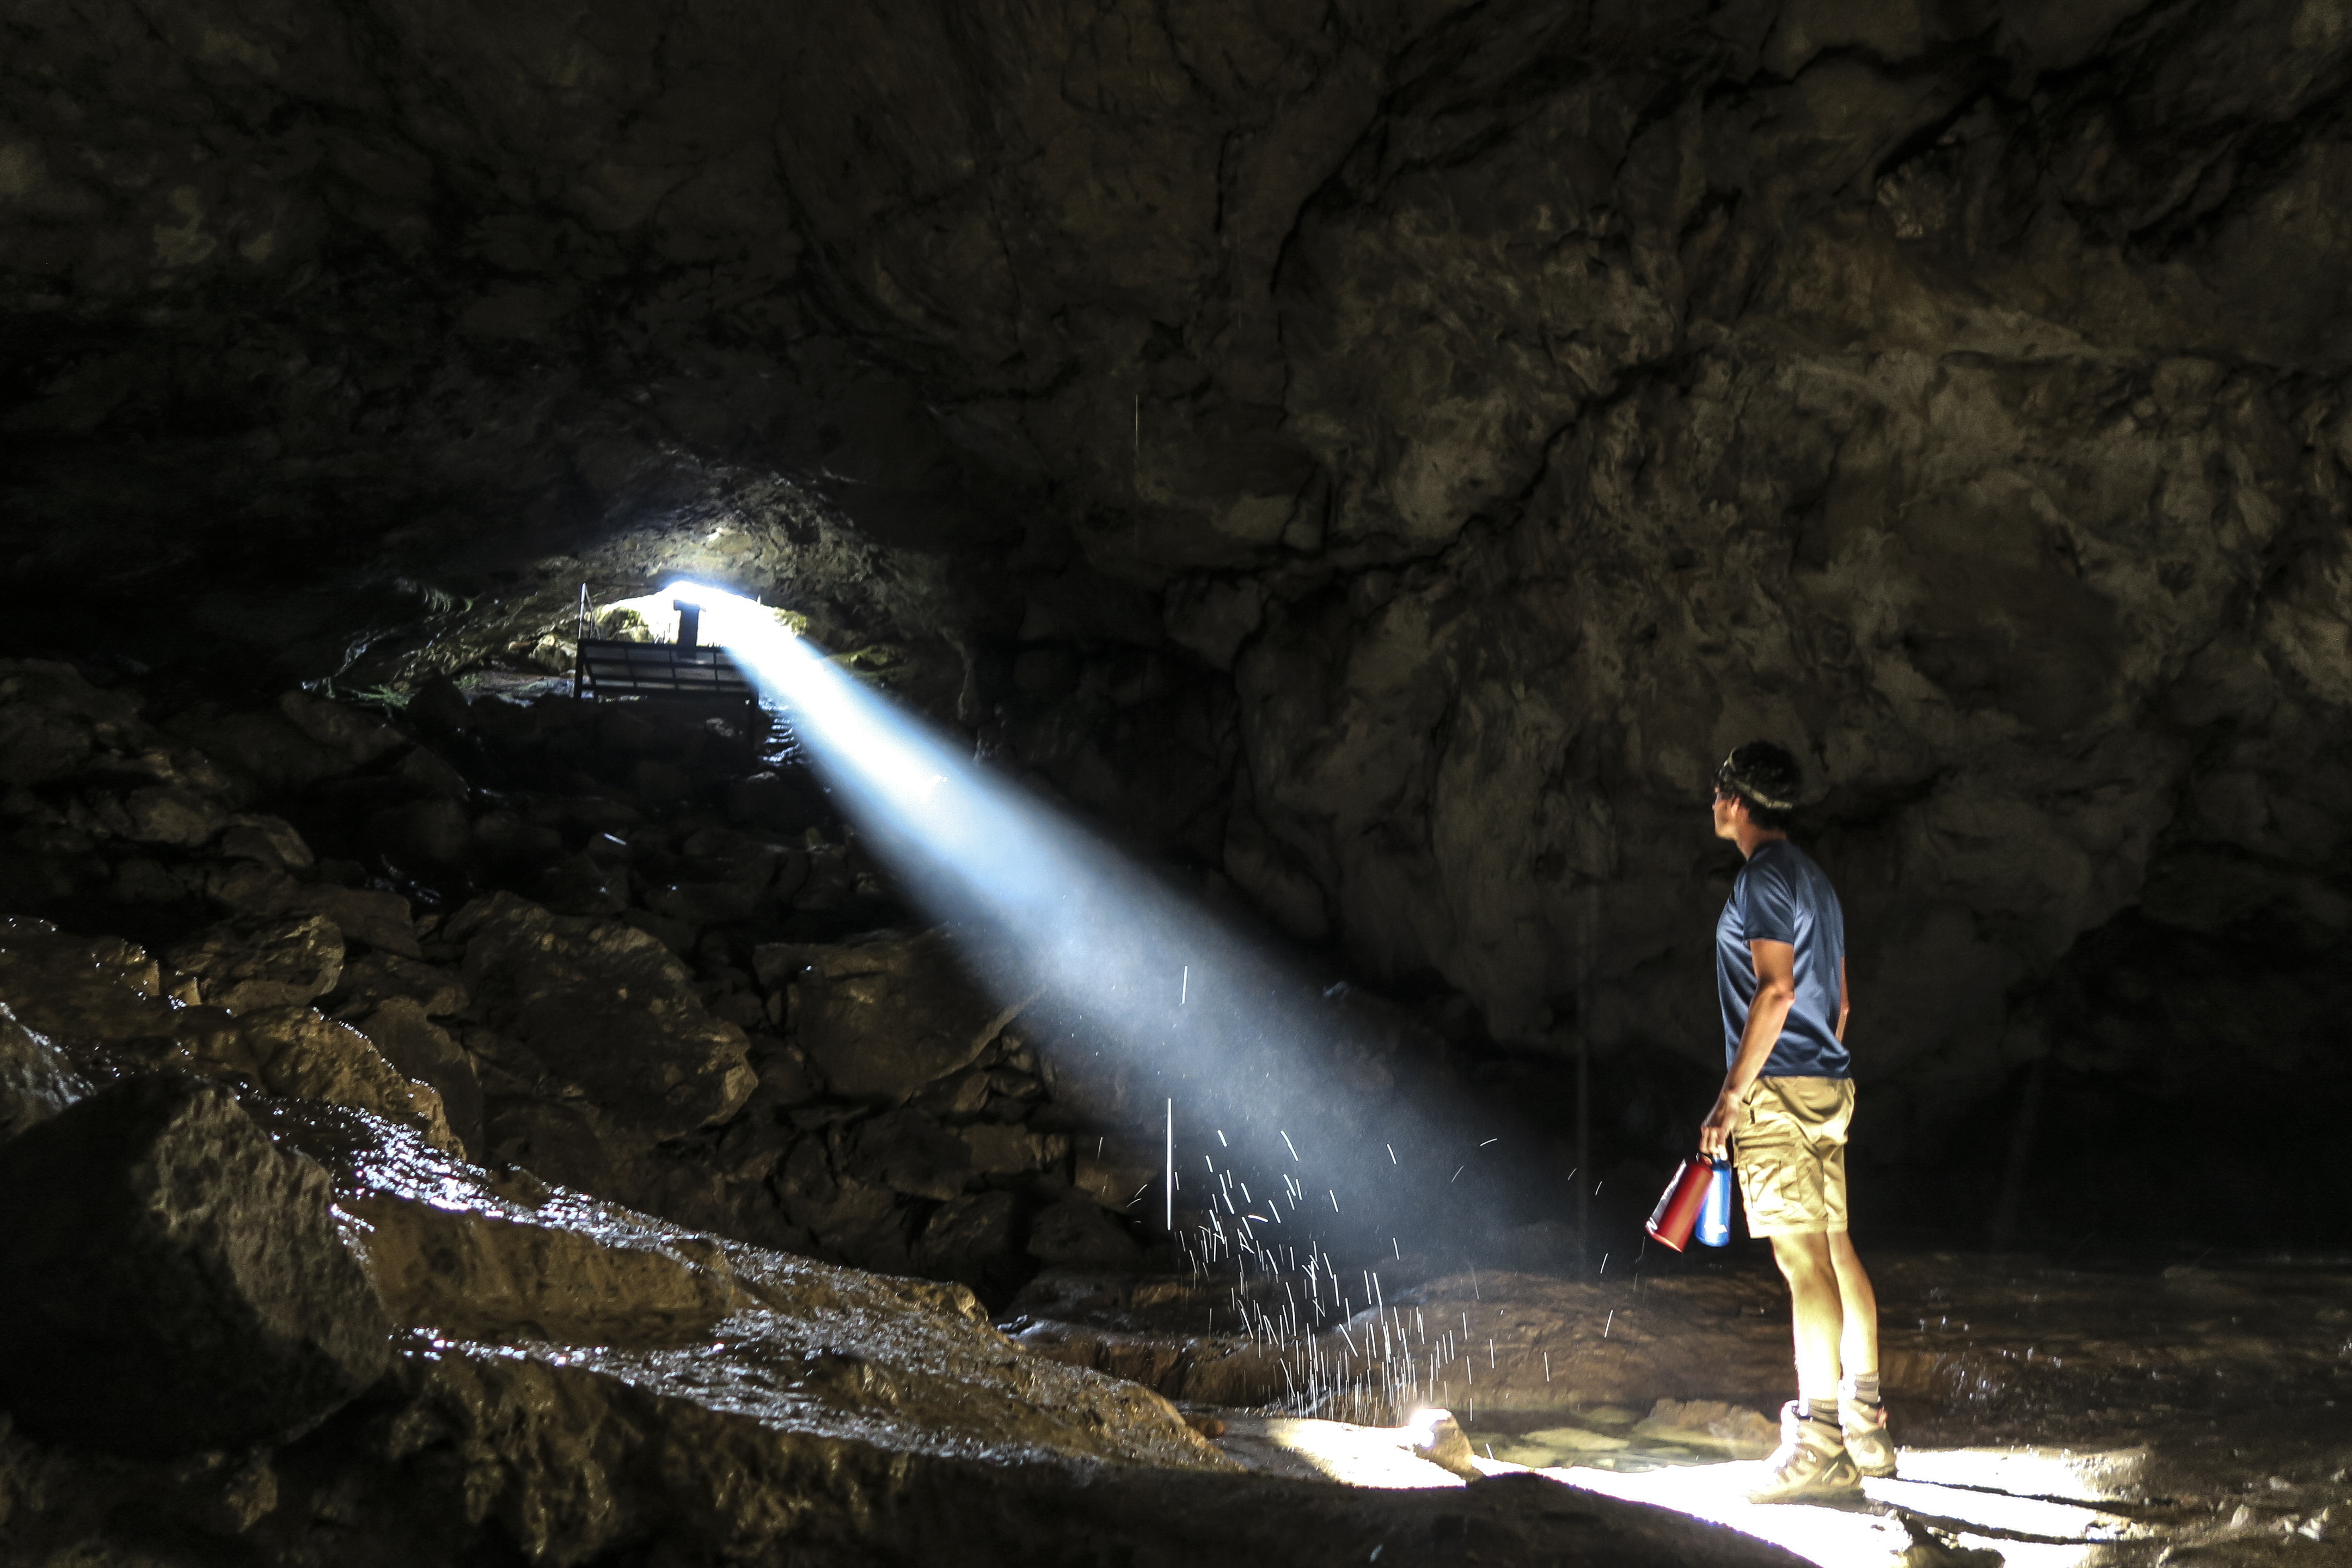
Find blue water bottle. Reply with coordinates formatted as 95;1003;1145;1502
1697;1157;1732;1247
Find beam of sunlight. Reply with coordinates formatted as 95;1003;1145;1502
665;583;1525;1368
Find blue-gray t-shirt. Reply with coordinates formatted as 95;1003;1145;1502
1716;838;1848;1078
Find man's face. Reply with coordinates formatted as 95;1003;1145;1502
1711;786;1743;841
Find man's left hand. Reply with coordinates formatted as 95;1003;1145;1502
1699;1090;1739;1161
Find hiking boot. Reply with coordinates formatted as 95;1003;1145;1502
1745;1401;1862;1504
1840;1396;1896;1478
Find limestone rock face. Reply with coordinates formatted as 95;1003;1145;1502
450;892;756;1138
0;1077;390;1457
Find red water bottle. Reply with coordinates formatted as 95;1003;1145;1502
1645;1156;1716;1252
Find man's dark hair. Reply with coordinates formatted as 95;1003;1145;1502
1716;741;1803;830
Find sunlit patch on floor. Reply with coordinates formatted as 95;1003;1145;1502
1214;1413;1470;1488
1530;1444;2153;1568
1204;1411;2163;1565
1483;1400;1778;1471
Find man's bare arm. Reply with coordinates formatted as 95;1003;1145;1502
1698;939;1797;1160
1837;953;1849;1043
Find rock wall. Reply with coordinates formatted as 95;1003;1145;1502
5;0;2351;1212
0;661;1237;1294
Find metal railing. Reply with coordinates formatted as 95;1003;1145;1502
571;582;757;706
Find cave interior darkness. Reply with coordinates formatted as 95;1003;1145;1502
4;0;2352;1563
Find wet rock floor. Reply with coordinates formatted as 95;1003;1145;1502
0;1092;1804;1568
1010;1249;2352;1566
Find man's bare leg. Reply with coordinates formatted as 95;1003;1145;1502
1746;1229;1864;1500
1828;1230;1896;1474
1767;1231;1844;1406
1828;1230;1879;1388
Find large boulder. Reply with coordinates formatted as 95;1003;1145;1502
962;1122;1069;1178
0;921;454;1148
120;783;228;847
1027;1193;1144;1269
277;690;405;768
174;708;348;794
449;892;755;1139
170;1005;458;1153
916;1190;1020;1289
182;869;422;959
0;920;176;1042
754;928;1019;1102
369;797;475;869
335;951;470;1018
287;884;421;958
216;811;314;871
349;997;483;1157
774;1132;913;1270
0;1076;391;1457
846;1107;972;1202
167;912;345;1010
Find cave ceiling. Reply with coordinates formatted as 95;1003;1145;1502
5;0;2351;1128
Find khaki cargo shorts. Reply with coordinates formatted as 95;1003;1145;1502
1732;1076;1855;1237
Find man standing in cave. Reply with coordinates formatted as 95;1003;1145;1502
1695;741;1894;1502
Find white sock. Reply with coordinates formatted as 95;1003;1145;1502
1839;1373;1881;1405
